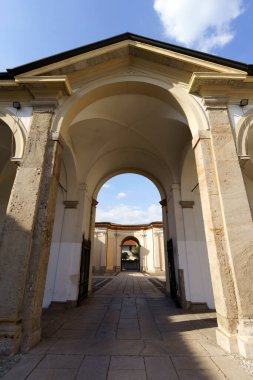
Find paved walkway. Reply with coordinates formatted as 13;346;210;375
2;273;252;379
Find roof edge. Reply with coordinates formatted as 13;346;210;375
1;33;253;78
95;221;163;228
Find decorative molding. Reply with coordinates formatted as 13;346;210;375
30;100;59;111
238;155;251;168
10;157;22;166
192;130;211;149
188;72;247;95
49;131;64;147
179;201;194;209
95;222;163;231
63;200;78;209
171;184;180;191
202;96;229;110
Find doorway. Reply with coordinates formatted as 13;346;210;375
121;237;140;272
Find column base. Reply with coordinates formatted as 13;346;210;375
237;319;253;359
22;328;41;352
216;328;238;354
0;321;22;355
237;336;253;359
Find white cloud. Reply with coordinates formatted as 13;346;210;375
153;0;244;51
102;183;110;189
96;203;162;224
116;192;127;199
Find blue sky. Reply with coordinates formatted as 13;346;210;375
1;0;252;223
1;0;253;71
97;174;162;224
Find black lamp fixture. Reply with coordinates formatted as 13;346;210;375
13;101;21;110
240;99;249;107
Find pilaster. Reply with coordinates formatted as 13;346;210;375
194;96;253;357
0;104;61;354
168;184;190;304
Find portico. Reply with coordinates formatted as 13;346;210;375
1;33;253;359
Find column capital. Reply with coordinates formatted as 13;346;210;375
179;201;195;208
192;130;211;149
49;131;64;148
63;200;78;209
170;183;180;191
238;155;251;169
31;100;58;112
202;96;229;111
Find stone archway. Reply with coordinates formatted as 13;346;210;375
45;78;213;312
1;35;253;359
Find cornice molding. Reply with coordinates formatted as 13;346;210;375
179;201;195;209
63;200;79;209
202;96;229;110
0;75;72;103
189;72;248;94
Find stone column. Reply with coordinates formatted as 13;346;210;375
167;185;191;303
140;231;147;272
0;105;62;355
106;230;115;272
193;97;253;357
153;231;161;272
160;199;170;292
100;232;107;271
115;231;120;272
88;198;98;292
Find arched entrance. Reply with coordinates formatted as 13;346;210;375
2;35;253;358
42;75;215;320
121;236;140;272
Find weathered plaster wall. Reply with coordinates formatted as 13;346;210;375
181;147;215;309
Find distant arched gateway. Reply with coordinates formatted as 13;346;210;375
92;222;164;274
1;33;253;359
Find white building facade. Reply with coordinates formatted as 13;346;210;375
93;222;165;274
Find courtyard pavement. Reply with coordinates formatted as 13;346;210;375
2;272;252;379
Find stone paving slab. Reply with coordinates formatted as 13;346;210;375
37;354;83;369
26;368;77;380
108;369;146;380
75;356;110;380
176;369;226;379
144;356;178;380
1;355;43;380
1;272;253;379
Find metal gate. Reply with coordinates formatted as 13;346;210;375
167;239;178;303
77;237;91;306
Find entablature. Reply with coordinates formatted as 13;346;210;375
189;72;253;103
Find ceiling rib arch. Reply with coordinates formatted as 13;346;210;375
53;76;209;138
